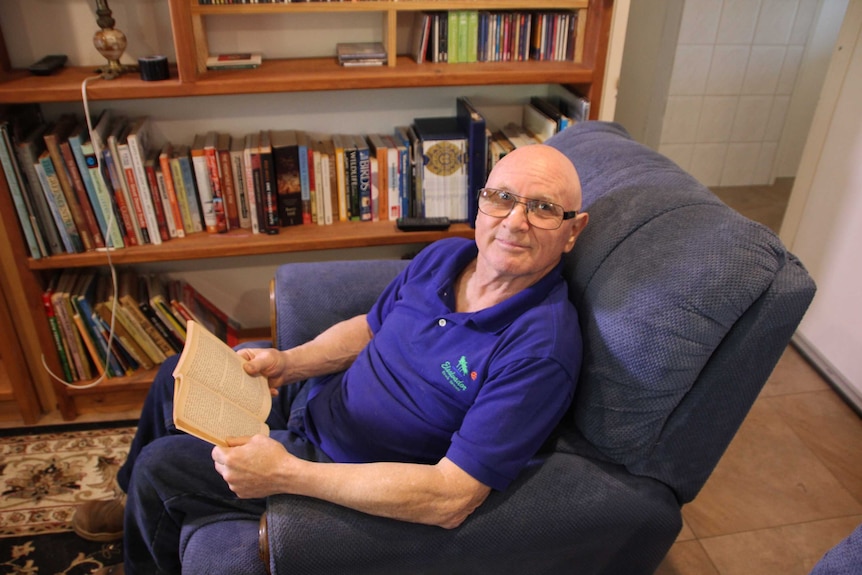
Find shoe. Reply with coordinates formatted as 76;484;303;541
72;494;126;542
92;564;125;575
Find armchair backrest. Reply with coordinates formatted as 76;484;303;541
548;122;815;503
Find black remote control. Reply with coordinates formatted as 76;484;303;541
28;54;68;76
396;217;451;232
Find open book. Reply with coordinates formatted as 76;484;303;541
173;320;271;446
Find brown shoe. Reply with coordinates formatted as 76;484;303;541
72;494;126;542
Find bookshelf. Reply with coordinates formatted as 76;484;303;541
0;0;614;421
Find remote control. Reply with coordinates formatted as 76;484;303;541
396;217;451;232
28;54;68;76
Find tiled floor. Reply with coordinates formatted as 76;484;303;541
654;181;862;574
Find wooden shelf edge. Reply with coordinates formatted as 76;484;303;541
0;58;594;103
28;222;475;270
191;0;590;14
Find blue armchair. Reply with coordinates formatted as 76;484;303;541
181;122;815;574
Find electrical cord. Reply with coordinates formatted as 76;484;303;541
41;75;121;390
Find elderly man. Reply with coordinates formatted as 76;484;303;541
75;143;589;574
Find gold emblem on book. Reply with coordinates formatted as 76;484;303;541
424;142;463;177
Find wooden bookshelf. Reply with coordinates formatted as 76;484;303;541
0;0;614;421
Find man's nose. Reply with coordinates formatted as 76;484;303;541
505;201;531;227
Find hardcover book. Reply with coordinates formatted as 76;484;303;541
412;116;468;221
270;129;304;227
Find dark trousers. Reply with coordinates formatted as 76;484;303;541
119;354;331;575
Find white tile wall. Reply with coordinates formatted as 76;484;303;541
659;0;815;186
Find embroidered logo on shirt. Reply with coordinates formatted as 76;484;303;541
441;355;470;392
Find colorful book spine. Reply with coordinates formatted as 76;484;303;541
35;153;81;253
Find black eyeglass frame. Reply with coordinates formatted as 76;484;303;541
477;187;579;230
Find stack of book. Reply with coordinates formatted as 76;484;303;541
0;92;590;259
336;42;387;67
41;268;239;383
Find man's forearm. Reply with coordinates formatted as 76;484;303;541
281;457;491;529
280;314;372;384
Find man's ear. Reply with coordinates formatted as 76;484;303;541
563;212;589;253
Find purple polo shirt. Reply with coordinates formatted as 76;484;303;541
305;238;582;490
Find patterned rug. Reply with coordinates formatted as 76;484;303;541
0;422;136;574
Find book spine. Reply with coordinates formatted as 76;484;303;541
95;302;154;370
35;155;81;253
154;168;178;239
247;145;264;234
44;132;95;251
52;288;90;380
203;143;229;232
126;130;162;244
159;151;186;238
145;162;171;241
60;139;105;248
42;288;74;381
242;138;259;233
69;134;111;247
168;157;194;236
0;125;42;258
259;143;279;234
192;148;218;233
218;146;240;229
298;140;312;225
109;299;166;365
81;142;125;249
177;153;204;233
118;143;151;244
76;294;125;377
120;294;176;357
16;139;64;255
230;148;251;229
345;144;359;220
102;149;139;247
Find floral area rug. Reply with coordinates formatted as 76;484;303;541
0;422;136;574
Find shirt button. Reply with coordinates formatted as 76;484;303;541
438;319;447;327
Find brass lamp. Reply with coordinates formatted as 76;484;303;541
92;0;137;79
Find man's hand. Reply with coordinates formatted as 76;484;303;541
238;348;288;393
212;435;293;499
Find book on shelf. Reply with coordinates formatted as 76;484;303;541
257;130;280;234
307;134;322;225
330;134;349;222
51;271;92;381
191;133;223;234
172;320;270;447
41;276;73;382
336;42;387;66
126;117;164;244
101;133;139;247
456;97;488;228
146;149;176;240
412;116;468;221
67;122;117;248
352;134;373;222
411;12;432;64
15;123;65;256
202;131;229;233
206;53;262;70
242;132;262;234
0;105;46;259
109;116;149;245
522;102;558;143
216;133;240;230
166;279;240;347
43;115;97;252
229;136;252;230
58;124;105;250
296;131;313;225
387;130;412;221
35;148;83;254
174;144;205;233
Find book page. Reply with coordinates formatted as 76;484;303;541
173;320;270;446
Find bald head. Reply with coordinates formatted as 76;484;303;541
487;144;583;212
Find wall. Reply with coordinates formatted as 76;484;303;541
781;0;862;410
615;0;841;187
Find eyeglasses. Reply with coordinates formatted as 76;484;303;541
477;188;578;230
